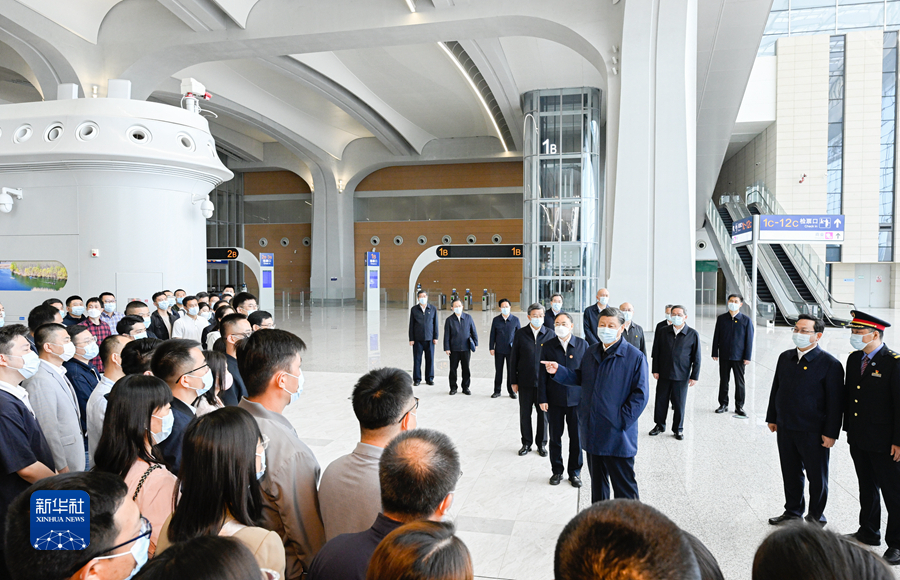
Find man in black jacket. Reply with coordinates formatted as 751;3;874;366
510;303;553;457
654;304;673;335
711;293;754;416
842;311;900;565
444;299;478;396
149;291;178;340
765;314;844;529
582;289;611;345
489;298;521;399
650;305;701;440
220;313;251;406
620;302;646;357
409;290;439;386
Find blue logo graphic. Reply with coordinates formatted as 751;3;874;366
30;491;90;550
367;252;379;267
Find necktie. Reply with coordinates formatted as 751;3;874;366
861;355;870;375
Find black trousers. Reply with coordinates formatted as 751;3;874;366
850;443;900;547
519;386;548;447
654;379;689;433
777;429;830;521
412;340;434;382
586;453;638;503
449;350;471;393
493;352;512;394
548;405;583;477
717;360;746;408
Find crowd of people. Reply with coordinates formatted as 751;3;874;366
0;284;897;580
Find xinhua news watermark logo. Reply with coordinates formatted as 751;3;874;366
30;491;90;550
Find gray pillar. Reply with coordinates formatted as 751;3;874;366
310;167;357;304
522;88;605;312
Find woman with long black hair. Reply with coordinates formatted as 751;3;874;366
92;374;178;556
194;350;230;415
157;406;285;576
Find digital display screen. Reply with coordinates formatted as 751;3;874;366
435;245;523;259
262;270;272;289
207;248;239;260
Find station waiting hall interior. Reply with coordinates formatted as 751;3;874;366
5;0;900;579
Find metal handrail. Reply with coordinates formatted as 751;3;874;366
705;198;753;301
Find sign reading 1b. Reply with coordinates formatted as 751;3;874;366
436;245;523;259
759;214;845;243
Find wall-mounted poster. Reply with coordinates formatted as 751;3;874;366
0;261;68;291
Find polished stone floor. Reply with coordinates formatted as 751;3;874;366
273;303;900;580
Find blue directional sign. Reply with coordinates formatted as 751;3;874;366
732;217;753;245
758;214;845;243
367;252;379;267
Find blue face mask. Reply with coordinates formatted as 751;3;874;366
530;317;543;328
188;307;199;316
71;306;85;317
850;333;871;351
94;526;150;580
103;302;116;313
622;311;633;322
157;300;168;311
142;316;152;327
597;327;619;344
672;316;685;327
151;410;174;444
281;370;304;405
176;296;184;305
187;369;214;396
82;343;100;360
792;332;813;349
728;303;741;312
551;302;561;312
256;448;267;480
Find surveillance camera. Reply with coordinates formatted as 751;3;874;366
200;199;214;219
0;192;12;213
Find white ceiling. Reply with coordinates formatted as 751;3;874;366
499;36;606;95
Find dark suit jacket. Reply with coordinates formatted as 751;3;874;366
622;322;646;357
583;304;602;345
544;309;566;329
489;315;520;354
509;325;554;390
409;305;439;342
766;346;844;438
62;358;100;433
843;344;900;454
538;335;588;407
157;397;195;474
444;313;477;352
62;314;86;327
711;312;754;361
554;339;649;457
651;325;701;381
220;354;248;407
149;310;178;341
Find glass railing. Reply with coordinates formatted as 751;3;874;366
745;182;854;322
705;198;753;304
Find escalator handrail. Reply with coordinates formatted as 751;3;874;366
705;199;753;301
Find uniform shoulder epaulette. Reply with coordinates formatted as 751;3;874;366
887;349;900;359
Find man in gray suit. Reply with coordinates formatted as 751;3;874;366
23;323;85;473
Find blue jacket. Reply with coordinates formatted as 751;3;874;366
545;308;566;329
539;335;588;407
63;358;100;433
489;314;520;354
444;313;478;352
711;311;754;361
583;304;602;345
409;304;439;342
555;339;649;457
765;346;844;439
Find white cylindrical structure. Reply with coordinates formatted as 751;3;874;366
0;98;233;320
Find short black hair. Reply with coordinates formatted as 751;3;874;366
223;285;235;292
125;301;149;315
151;338;201;383
42;298;63;309
117;315;144;335
152;291;167;303
499;298;510;307
182;295;198;307
753;523;892;580
85;296;102;308
379;429;460;520
28;304;60;331
5;472;128;580
120;337;163;375
34;323;66;351
196;292;209;299
671;304;688;316
101;335;132;370
598;307;625;325
220;313;248;336
727;293;744;302
248;310;272;327
174;289;186;295
367;521;472;580
417;290;427;298
0;324;29;356
233;292;257;310
796;314;825;334
65;295;83;307
99;292;115;302
236;329;306;398
130;536;262;580
352;368;415;430
551;294;563;301
555;500;699;580
66;324;91;342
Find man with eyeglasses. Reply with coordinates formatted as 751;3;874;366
99;292;124;335
319;368;417;541
149;339;212;474
841;311;900;565
5;472;150;580
220;313;252;406
765;314;844;531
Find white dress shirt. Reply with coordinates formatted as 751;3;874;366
86;375;116;465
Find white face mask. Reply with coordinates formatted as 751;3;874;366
453;307;463;315
728;302;741;312
598;296;609;306
555;326;571;339
418;297;428;306
52;342;77;362
530;317;543;328
87;308;102;319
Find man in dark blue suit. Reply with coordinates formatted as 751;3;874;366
510;304;553;457
444;299;477;396
538;313;588;487
582;289;610;346
650;305;700;439
409;290;439;386
544;294;566;329
711;293;754;416
489;298;521;399
544;307;648;503
765;314;844;529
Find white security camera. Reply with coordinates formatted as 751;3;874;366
200;199;215;219
0;188;23;213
